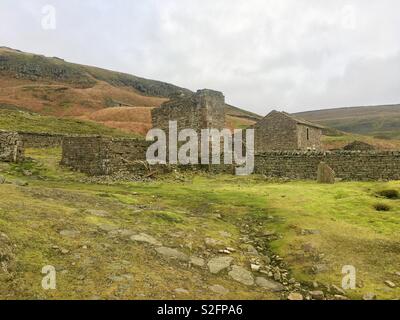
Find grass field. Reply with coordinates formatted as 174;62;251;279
0;148;399;300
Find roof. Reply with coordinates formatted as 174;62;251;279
264;110;325;129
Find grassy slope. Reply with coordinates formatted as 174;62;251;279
0;148;399;299
0;109;136;137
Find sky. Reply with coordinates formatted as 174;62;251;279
1;0;400;115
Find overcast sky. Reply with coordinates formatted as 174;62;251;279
1;0;400;115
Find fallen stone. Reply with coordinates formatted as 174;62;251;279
207;256;233;274
384;280;396;288
0;176;5;184
309;290;325;300
190;257;205;267
155;247;189;262
204;238;223;249
255;277;285;292
251;264;261;272
174;288;189;294
229;266;254;286
331;284;346;295
395;271;400;277
363;293;377;300
209;284;229;295
130;233;162;246
287;292;303;300
317;162;335;184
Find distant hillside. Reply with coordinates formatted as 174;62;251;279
294;104;400;140
0;46;259;135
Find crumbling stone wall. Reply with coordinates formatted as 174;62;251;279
19;132;64;148
255;151;400;181
61;136;151;175
152;89;226;134
0;131;24;162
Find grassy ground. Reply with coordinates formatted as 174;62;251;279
0;109;137;137
0;148;399;300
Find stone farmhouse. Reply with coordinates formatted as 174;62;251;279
254;110;323;153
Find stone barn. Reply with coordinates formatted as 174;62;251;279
151;89;226;133
254;110;323;152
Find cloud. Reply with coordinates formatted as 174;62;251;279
1;0;400;115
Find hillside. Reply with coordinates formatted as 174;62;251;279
0;47;259;135
294;104;400;140
0;108;135;137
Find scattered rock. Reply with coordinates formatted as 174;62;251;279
229;266;254;286
317;162;335;184
209;284;229;295
363;293;377;300
155;247;189;262
395;271;400;277
130;233;162;246
312;264;328;274
174;288;189;294
384;280;396;288
60;249;70;254
207;256;233;274
251;264;261;272
204;238;223;249
240;244;259;256
255;277;285;292
309;290;325;300
0;176;5;184
59;230;80;238
331;284;346;295
287;292;303;300
190;257;205;267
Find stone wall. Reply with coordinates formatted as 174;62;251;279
297;124;322;151
255;151;400;181
152;89;226;134
61;136;151;175
19;132;64;148
60;135;400;181
0;131;24;162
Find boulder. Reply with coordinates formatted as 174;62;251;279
317;162;335;184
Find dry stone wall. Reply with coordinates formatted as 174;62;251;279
255;151;400;181
60;136;400;181
19;132;64;148
61;136;151;175
0;131;24;162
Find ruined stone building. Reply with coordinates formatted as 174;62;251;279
151;89;226;133
253;110;323;153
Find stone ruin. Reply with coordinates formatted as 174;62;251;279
0;131;24;162
152;89;226;135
